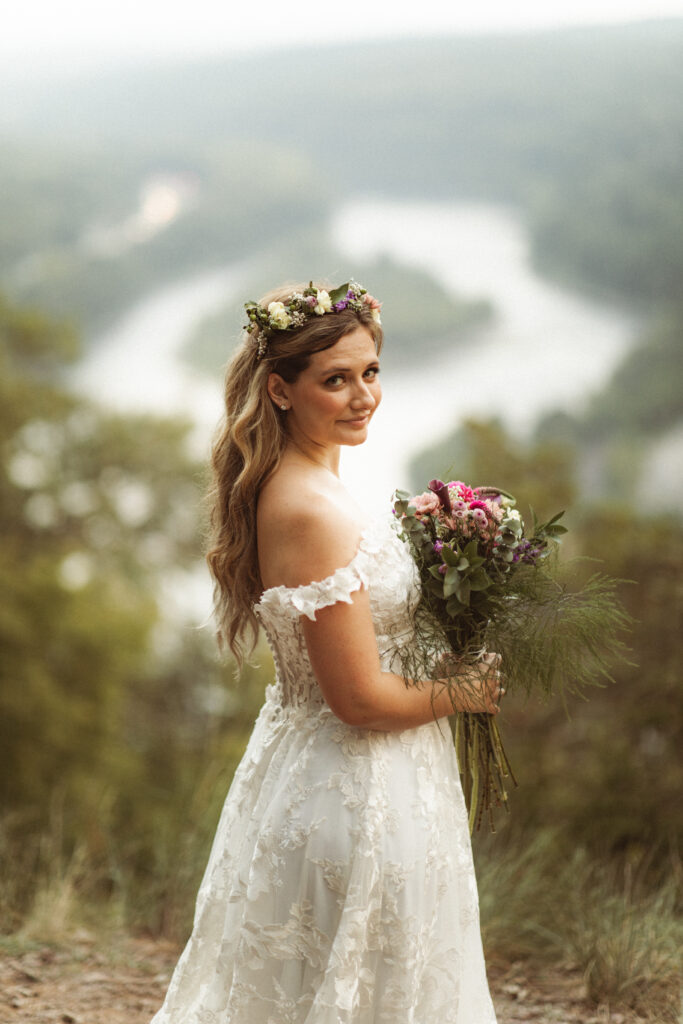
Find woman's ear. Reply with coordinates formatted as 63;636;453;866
267;372;291;411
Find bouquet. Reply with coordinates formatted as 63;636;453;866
393;479;629;832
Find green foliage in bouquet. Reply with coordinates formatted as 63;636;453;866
393;481;631;833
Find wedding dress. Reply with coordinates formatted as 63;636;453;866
151;514;497;1023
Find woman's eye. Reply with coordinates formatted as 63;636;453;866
325;367;379;387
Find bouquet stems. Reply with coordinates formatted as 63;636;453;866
454;708;517;834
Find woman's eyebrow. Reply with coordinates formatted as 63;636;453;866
319;361;380;375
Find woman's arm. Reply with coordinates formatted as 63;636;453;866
288;508;502;731
302;585;501;731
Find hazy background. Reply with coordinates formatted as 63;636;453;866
1;5;682;1018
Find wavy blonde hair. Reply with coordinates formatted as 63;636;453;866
206;282;384;664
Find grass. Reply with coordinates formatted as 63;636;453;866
476;830;683;1022
2;813;681;1020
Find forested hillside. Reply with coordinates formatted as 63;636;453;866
1;21;681;330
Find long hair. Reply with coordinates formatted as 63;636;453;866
206;282;384;664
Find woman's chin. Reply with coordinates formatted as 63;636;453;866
338;423;370;445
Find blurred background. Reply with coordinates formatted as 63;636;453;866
1;2;682;1018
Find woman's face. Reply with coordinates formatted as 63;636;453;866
269;326;381;449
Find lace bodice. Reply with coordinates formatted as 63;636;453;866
255;515;420;713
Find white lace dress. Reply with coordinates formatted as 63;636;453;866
151;515;497;1024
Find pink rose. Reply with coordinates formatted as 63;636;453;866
411;491;440;515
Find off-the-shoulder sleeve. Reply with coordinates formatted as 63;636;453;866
256;518;387;623
258;548;372;622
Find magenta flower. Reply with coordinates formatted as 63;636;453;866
450;481;475;502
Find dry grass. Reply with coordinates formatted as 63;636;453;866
3;813;681;1021
476;831;682;1022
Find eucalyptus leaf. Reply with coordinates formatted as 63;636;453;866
441;546;459;567
446;595;466;616
329;283;350;304
469;569;491;591
464;540;479;560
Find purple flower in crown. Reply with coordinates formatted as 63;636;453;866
428;479;452;515
333;290;352;312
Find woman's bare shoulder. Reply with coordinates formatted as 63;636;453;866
257;468;365;591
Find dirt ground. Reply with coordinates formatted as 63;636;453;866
0;935;645;1024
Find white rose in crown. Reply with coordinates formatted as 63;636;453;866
313;290;332;315
267;301;292;329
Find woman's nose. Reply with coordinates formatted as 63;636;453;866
351;377;376;407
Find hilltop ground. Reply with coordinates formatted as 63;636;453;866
0;935;645;1024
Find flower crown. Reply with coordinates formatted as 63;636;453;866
244;281;382;359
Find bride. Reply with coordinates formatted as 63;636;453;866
151;280;502;1023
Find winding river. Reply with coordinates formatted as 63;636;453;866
73;198;643;622
76;198;639;516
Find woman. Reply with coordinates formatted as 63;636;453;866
152;280;501;1023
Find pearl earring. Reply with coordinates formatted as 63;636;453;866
280;404;287;410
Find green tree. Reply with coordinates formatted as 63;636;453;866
0;295;275;935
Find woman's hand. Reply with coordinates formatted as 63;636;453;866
435;652;505;715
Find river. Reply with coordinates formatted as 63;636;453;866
77;198;639;503
74;198;640;619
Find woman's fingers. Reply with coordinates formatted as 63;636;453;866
481;652;505;713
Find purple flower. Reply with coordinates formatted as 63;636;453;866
333;290;353;312
438;563;447;575
433;540;444;553
428;478;452;515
